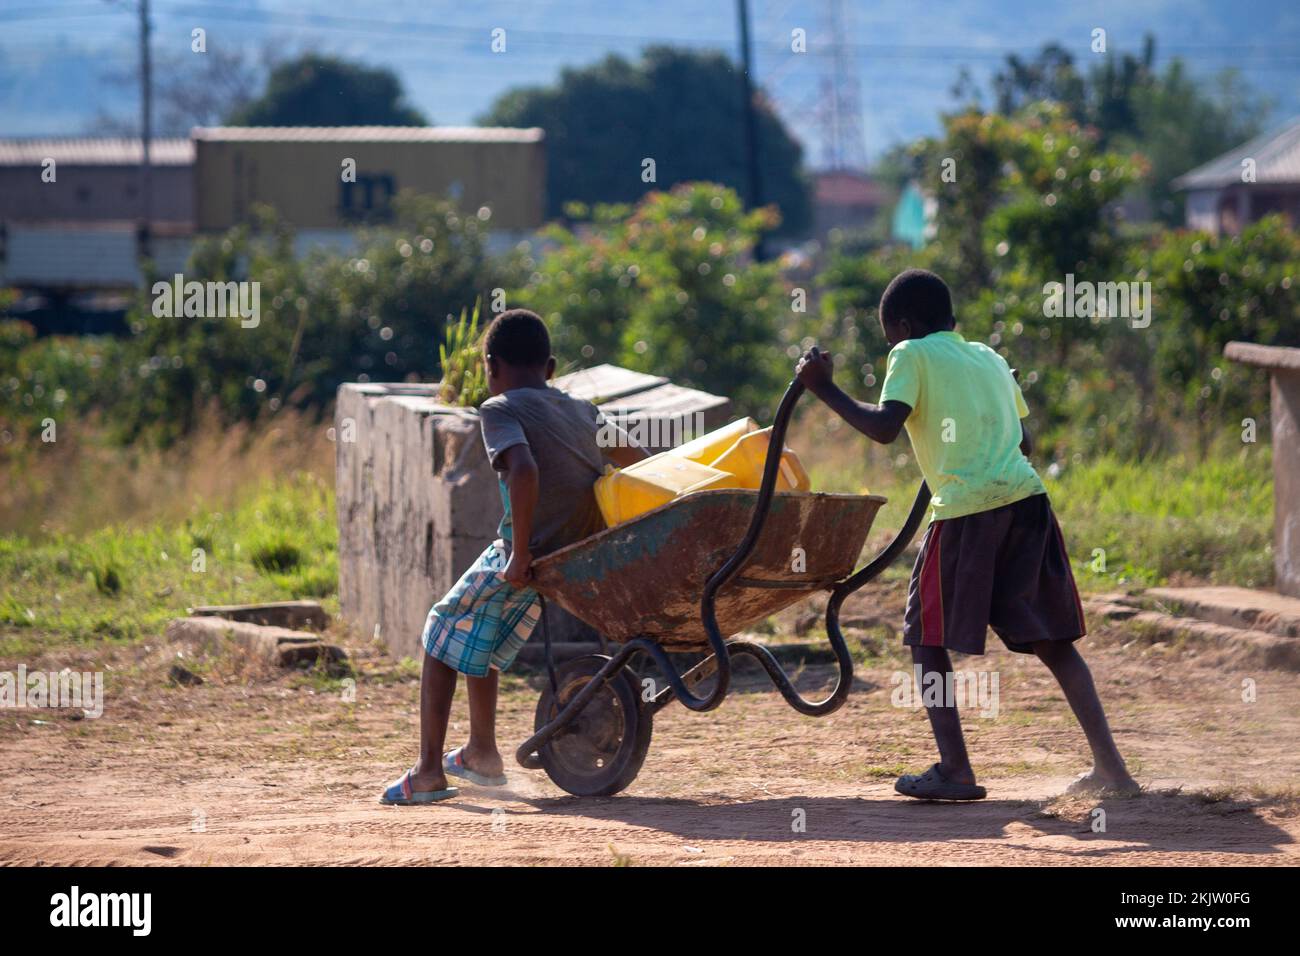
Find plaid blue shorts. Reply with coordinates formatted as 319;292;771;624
421;542;540;676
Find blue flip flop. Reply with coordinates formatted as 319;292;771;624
379;769;459;805
443;747;508;787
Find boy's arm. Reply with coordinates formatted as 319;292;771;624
796;347;911;445
500;444;540;587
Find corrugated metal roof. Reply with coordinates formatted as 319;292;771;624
0;138;194;166
192;126;544;144
1173;118;1300;190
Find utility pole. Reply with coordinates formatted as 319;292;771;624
736;0;765;259
139;0;152;260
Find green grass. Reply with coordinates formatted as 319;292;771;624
1046;449;1273;588
0;472;338;660
0;445;1275;662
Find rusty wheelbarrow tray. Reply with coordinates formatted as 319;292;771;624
516;380;932;797
531;489;886;651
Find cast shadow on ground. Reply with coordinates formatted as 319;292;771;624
456;789;1293;858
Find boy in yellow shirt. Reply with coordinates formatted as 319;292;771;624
797;269;1137;800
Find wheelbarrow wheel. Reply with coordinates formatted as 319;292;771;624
534;654;652;797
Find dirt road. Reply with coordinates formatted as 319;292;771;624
2;598;1297;866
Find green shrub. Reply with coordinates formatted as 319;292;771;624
0;595;35;627
250;537;303;573
438;300;488;408
92;563;122;597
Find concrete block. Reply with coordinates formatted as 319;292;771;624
334;371;731;659
1225;342;1300;597
335;384;500;658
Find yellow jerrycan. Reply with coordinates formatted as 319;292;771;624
593;452;743;527
670;416;760;465
708;426;811;492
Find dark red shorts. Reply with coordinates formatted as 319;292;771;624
902;493;1086;655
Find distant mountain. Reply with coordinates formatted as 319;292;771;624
2;0;1297;163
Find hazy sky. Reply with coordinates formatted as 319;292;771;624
2;0;1298;164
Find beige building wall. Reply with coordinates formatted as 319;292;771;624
194;132;546;233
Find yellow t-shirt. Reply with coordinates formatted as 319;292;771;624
879;330;1046;521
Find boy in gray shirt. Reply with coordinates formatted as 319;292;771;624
382;309;645;804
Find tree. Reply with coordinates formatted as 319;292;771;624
805;241;932;399
481;47;811;235
156;47;268;133
227;54;426;126
992;43;1087;121
92;44;273;136
1130;62;1270;222
515;183;787;414
981;37;1268;223
912;111;1014;294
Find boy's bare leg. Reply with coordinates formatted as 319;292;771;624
1032;640;1139;792
912;645;977;784
406;653;456;792
460;670;506;777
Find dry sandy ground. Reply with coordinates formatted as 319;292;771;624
2;585;1298;866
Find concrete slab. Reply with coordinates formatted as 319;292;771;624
596;383;734;453
1083;597;1300;671
1144;586;1300;638
166;617;346;669
189;601;330;632
551;364;667;402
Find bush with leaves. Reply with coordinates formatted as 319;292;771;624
0;321;131;447
1143;215;1300;458
516;183;787;415
8;194;518;447
438;301;489;408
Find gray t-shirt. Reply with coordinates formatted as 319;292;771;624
479;386;611;556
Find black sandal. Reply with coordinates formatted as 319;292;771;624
895;763;987;801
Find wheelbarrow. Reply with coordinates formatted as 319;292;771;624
516;380;932;796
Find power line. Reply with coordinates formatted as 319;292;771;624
6;3;1297;63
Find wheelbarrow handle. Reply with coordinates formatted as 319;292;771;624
700;379;931;718
678;380;808;711
701;378;807;602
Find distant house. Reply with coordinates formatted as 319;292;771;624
891;181;936;249
0;138;193;291
1;126;547;295
192;126;546;256
1172;118;1300;237
810;170;885;240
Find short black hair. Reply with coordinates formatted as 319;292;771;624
879;269;954;334
483;309;551;368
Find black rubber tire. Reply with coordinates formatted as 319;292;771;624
534;654;653;797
